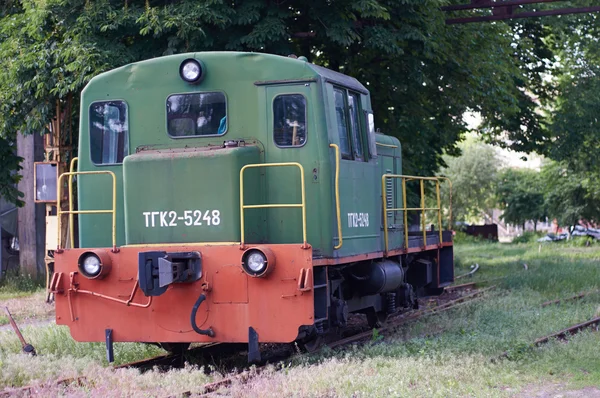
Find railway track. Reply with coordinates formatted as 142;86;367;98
169;286;495;396
0;286;494;397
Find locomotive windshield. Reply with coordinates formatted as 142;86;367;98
167;92;227;137
89;100;129;165
273;94;307;147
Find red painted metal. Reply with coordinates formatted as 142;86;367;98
54;243;314;344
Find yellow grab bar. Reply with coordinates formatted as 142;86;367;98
68;157;78;248
240;163;307;249
329;144;342;250
381;174;452;253
436;176;453;228
57;170;117;252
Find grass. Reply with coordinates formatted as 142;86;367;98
1;241;600;396
0;273;48;326
0;272;44;301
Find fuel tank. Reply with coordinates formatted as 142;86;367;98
123;144;262;244
349;259;405;295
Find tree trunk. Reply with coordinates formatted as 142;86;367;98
16;133;45;280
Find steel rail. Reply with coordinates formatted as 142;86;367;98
454;263;480;280
541;290;597;307
534;317;600;346
327;287;495;350
4;288;492;397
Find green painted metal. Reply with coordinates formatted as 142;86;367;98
75;51;414;258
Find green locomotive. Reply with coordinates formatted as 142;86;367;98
52;51;453;361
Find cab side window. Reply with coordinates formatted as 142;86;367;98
334;88;367;161
90;101;129;165
334;89;352;158
273;94;306;147
348;93;364;160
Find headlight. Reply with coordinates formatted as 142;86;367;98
179;59;205;84
241;248;275;277
82;255;101;276
78;250;112;279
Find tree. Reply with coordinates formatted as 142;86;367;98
0;0;545;204
438;137;500;224
541;162;600;228
496;168;546;230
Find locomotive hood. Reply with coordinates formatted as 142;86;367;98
122;144;262;245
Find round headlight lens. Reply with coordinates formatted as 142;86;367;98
180;59;203;83
247;252;267;273
82;254;101;276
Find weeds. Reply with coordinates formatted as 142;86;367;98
1;241;600;396
0;272;44;300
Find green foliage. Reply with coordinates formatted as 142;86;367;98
0;0;545;204
541;161;600;226
497;167;546;229
439;137;500;223
0;271;43;299
512;231;544;244
0;136;23;206
452;230;486;245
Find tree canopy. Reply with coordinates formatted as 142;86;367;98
0;0;543;204
438;137;500;224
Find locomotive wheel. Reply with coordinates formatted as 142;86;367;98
159;342;191;354
367;311;388;329
298;335;324;353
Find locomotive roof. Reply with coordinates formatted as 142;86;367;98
85;51;368;95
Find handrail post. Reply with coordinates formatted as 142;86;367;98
57;173;63;252
437;176;453;230
329;144;342;250
239;166;246;249
299;166;307;248
68;157;78;248
420;179;426;246
436;180;442;244
402;178;408;249
56;171;117;252
381;174;389;254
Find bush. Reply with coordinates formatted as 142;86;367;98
453;231;486;244
0;271;43;299
511;231;544;244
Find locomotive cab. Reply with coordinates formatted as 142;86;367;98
50;52;454;360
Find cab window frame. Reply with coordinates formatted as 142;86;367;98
272;92;308;148
89;99;130;166
333;86;368;162
166;91;228;139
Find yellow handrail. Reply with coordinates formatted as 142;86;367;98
68;157;78;248
240;163;307;249
57;171;117;252
436;176;453;228
329;144;342;250
381;174;452;253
